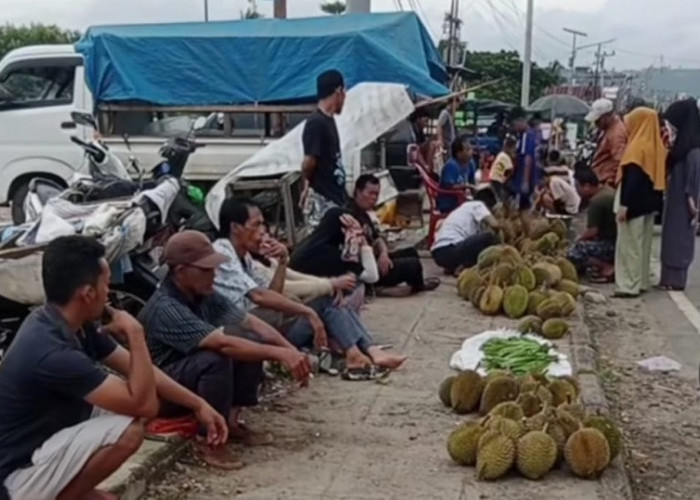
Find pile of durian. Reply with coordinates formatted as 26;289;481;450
457;215;582;339
440;369;622;481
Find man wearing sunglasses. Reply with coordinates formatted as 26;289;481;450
139;231;312;469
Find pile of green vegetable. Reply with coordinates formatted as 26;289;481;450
480;337;559;376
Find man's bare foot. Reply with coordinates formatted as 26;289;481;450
81;490;118;500
346;348;372;371
193;440;244;470
229;423;274;447
368;347;407;370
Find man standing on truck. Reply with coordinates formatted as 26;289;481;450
301;69;349;228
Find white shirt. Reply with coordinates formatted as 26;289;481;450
549;176;581;215
431;201;492;250
212;238;271;311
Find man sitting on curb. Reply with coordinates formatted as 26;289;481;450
348;174;440;297
212;198;407;378
568;168;617;282
139;231;312;468
431;187;501;275
0;235;227;500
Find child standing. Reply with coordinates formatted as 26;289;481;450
490;135;517;204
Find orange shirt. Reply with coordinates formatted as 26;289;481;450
591;116;628;187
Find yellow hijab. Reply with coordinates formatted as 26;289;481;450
616;107;668;190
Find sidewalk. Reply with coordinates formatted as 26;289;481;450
118;259;633;500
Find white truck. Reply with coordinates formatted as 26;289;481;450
0;44;300;224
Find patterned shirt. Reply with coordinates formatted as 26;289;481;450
213;238;270;312
138;277;246;368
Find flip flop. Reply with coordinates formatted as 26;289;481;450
588;274;614;284
612;291;639;299
342;365;389;381
423;277;441;291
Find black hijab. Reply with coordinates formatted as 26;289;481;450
664;98;700;165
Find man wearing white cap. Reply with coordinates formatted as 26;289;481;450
586;98;628;187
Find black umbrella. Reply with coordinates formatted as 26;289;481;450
528;95;590;118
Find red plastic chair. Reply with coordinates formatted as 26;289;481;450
412;157;467;247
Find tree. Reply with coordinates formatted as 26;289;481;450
462;50;562;104
241;0;263;19
320;1;346;15
0;23;81;61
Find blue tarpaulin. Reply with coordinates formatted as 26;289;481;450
76;12;448;106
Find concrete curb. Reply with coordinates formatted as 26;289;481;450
104;438;188;500
569;303;635;500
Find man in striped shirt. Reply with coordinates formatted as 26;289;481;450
139;231;312;469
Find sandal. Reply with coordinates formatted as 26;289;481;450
588;274;614;284
318;350;340;376
422;277;441;292
342;365;389;381
612;291;639;299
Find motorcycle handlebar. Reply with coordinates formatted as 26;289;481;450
70;136;106;163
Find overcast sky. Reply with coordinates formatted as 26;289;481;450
3;0;699;70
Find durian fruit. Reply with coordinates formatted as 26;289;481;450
457;268;482;300
559;375;581;398
500;245;523;265
519;373;550;393
558;395;586;421
551;291;577;317
541;319;570;340
553;408;581;438
518;238;535;255
479;285;504;316
479;376;520;415
518;315;543;335
485;370;513;383
486;416;526;441
565;427;611;479
477;246;503;270
584;415;623;461
556;279;580;300
536;299;563;320
489;401;525;421
527;291;548;316
528;218;551;240
549;378;578;407
447;420;487;466
491;263;515;287
531;262;563;287
550;219;569;241
450;370;485;414
516;425;558;479
555;258;579;283
439;376;456;407
516;391;543;417
476;430;516;480
511;265;537;291
503;285;529;319
534;232;561;254
470;285;487;306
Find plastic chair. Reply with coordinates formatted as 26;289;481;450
413;160;466;248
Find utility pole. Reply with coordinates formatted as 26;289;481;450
204;0;209;21
273;0;287;18
443;0;462;67
346;0;370;13
521;0;534;107
594;43;615;96
563;27;587;85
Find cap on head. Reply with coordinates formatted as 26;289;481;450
586;98;614;123
162;230;228;269
317;69;345;100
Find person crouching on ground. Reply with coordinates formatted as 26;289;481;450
212;198;405;379
139;231;313;468
349;174;440;297
437;137;476;214
490;135;518;205
567;168;617;283
537;150;581;216
431;187;501;275
0;235;227;500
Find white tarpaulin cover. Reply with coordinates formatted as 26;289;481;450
205;82;416;227
449;328;573;377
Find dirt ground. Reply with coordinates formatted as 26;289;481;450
146;260;624;500
585;286;700;500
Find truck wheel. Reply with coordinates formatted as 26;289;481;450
10;181;29;225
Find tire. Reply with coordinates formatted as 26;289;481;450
10;181;29;225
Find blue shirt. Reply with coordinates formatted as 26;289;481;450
437;158;475;213
511;128;540;194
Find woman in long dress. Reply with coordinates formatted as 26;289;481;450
614;107;668;298
658;98;700;290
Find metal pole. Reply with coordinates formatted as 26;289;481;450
521;0;534;107
204;0;209;21
563;28;587;86
273;0;287;18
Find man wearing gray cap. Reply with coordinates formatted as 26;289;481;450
139;231;312;469
586;98;628;187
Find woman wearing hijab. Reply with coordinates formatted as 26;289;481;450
658;99;700;290
614;107;668;298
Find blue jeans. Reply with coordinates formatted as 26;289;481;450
285;296;374;354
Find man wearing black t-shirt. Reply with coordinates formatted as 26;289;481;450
302;69;349;227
